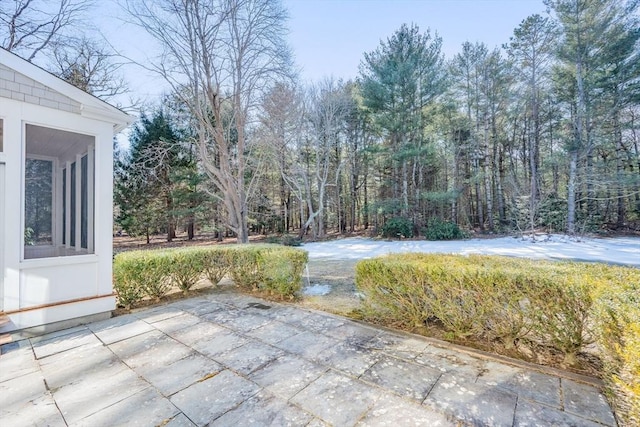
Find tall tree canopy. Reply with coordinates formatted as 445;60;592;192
360;23;446;219
112;1;640;241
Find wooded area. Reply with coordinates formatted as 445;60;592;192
4;0;639;242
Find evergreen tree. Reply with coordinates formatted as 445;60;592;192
547;0;640;232
114;108;197;242
360;23;446;225
507;14;558;231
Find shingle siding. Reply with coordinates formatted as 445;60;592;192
0;64;81;114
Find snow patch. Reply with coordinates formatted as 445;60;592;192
302;283;332;296
302;234;640;267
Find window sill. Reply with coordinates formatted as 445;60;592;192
21;250;99;268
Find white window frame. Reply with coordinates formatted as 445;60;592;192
22;123;96;260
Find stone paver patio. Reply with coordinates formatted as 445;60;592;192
0;293;616;426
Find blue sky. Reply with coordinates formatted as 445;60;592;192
284;0;545;83
100;0;546;104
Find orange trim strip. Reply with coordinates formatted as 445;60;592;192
4;293;115;315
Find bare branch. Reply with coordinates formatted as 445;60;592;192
125;0;291;242
0;0;92;62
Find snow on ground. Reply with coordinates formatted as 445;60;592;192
302;283;332;296
302;234;640;267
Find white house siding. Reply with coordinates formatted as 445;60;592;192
0;50;131;334
0;64;81;114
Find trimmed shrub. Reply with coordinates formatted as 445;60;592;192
139;251;174;300
527;263;594;366
356;254;598;356
113;244;309;303
112;253;146;309
227;246;264;290
225;244;308;297
468;257;533;349
258;247;308;298
380;216;414;239
113;250;172;302
168;248;208;293
591;267;640;426
354;253;640;424
355;255;433;328
202;248;231;285
424;217;467;241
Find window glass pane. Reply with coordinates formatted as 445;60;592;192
81;155;88;249
70;162;76;247
24;159;53;246
24;124;95;258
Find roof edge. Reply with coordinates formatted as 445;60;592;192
1;48;134;131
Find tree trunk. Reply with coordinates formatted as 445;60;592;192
402;158;409;216
451;146;458;223
475;157;484;230
530;91;539;232
363;171;369;229
615;110;625;228
166;193;175;242
567;149;578;234
497;144;506;224
484;115;494;232
187;220;194;240
569;33;586;235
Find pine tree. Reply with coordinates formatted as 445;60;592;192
360;23;446;224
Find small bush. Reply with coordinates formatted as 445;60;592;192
113;254;146;309
380;216;414;239
265;234;303;246
537;195;567;231
424;218;466;241
202;248;231;285
168;248;207;293
258;247;308;298
140;251;174;300
113;251;171;302
227;246;264;290
281;234;303;246
591;268;640;426
356;254;450;329
426;263;495;339
527;264;594;366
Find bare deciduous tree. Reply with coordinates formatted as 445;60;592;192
0;0;91;62
50;36;131;103
126;0;291;243
277;79;350;239
258;82;302;232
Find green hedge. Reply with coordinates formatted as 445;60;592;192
355;253;640;425
113;244;308;306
